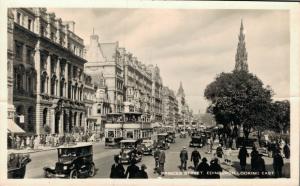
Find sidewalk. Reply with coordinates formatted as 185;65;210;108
8;140;105;154
220;150;290;178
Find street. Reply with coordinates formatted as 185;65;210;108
25;135;235;179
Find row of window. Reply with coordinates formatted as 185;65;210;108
15;41;34;65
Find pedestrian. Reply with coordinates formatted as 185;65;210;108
125;159;140;178
283;143;290;159
16;135;20;150
273;149;284;178
26;136;30;149
180;147;188;170
20;137;25;149
158;149;166;176
153;147;160;173
136;164;148;178
238;145;249;171
191;147;201;170
110;155;125;178
34;135;39;149
30;136;34;149
251;146;259;172
216;144;223;158
256;154;266;178
208;158;222;179
197;157;210;178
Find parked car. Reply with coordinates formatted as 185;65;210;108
156;133;170;150
118;139;143;164
43;142;96;178
141;139;154;155
7;150;31;179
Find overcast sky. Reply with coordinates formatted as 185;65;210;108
48;8;290;114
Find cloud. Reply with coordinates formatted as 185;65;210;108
48;8;290;113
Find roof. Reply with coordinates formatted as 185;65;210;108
8;149;30;154
120;139;137;143
157;133;168;136
57;142;93;149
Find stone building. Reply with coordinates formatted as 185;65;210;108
10;8;87;135
85;33;124;113
85;33;163;122
162;86;178;128
176;82;191;129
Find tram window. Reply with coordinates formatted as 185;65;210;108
108;131;114;137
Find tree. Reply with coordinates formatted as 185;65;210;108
272;100;290;133
204;70;274;138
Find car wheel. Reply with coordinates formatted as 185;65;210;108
89;164;96;177
44;170;50;178
70;170;78;179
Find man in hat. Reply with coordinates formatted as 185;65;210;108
158;149;166;176
136;164;148;178
180;147;188;170
191;147;201;170
197;157;210;178
110;155;125;178
125;159;140;178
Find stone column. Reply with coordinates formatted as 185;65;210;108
59;111;64;135
50;109;55;134
34;47;41;134
56;58;61;97
65;62;69;98
47;54;51;95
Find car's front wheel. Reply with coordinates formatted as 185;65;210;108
70;170;78;179
89;163;96;177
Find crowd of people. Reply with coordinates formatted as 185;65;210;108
7;132;100;150
110;155;148;178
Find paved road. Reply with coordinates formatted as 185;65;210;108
24;135;235;179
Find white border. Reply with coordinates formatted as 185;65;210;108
0;1;299;186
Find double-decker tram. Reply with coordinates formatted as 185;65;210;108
104;111;153;148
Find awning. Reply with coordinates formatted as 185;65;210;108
7;119;25;133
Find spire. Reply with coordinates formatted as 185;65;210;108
177;81;185;97
234;19;248;72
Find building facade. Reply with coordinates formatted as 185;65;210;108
162;86;178;128
10;8;88;135
85;33;163;122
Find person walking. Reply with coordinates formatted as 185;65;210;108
238;145;249;171
16;135;21;150
273;150;284;178
209;158;222;179
283;143;290;159
191;147;201;170
110;155;125;178
153;147;160;173
216;144;223;158
180;147;188;170
256;154;266;178
158;149;166;176
197;157;210;178
136;164;148;178
125;159;140;178
251;146;259;172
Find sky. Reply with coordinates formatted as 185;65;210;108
48;8;290;114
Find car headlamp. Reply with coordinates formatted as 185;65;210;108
126;155;129;158
63;166;68;170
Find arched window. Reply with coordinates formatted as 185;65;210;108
43;108;48;127
16;73;23;90
16;105;25;129
51;76;56;95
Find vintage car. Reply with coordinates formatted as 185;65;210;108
156;133;170;150
118;139;143;164
43;142;96;178
189;136;203;148
105;137;123;148
7;150;31;179
141;139;154;155
166;132;176;143
179;131;187;138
